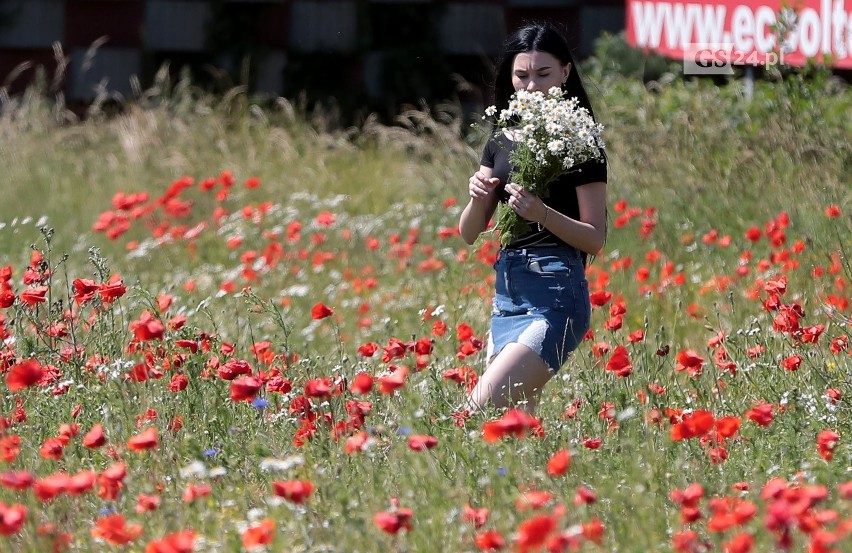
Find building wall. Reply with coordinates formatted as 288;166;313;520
0;0;624;112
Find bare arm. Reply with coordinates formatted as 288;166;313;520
504;180;607;255
459;165;501;245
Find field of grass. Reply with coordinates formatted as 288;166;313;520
0;56;850;552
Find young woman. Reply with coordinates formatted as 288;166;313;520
459;22;607;415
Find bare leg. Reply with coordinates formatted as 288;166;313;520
465;343;554;415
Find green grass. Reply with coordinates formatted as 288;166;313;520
0;61;849;552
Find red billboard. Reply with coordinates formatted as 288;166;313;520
626;0;852;69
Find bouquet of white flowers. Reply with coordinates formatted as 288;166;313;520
483;86;606;246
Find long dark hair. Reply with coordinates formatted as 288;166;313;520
492;22;596;120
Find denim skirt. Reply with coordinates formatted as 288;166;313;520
486;246;591;373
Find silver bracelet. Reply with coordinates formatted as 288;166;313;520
541;206;549;227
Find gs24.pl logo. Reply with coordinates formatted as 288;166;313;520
684;43;784;75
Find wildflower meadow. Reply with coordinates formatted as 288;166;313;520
0;57;850;552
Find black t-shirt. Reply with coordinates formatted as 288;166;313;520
480;133;607;249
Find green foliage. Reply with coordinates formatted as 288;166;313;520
582;31;681;82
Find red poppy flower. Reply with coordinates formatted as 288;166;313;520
824;388;842;404
675;350;705;377
166;337;195;355
730;500;757;525
315;211;336;226
672;530;702;552
311;303;334;320
6;359;44;392
0;289;14;308
744;226;761;241
304;377;332;398
605;345;632;377
591;342;611;357
407;435;438;451
772;308;801;334
744;403;774;426
168;374;189;392
514;514;557;552
357;342;378;357
272;480;314;504
67;470;96;495
373;508;414;534
800;324;825;343
825;205;840;217
671;410;715;441
515;489;553;511
604;315;623;331
34;473;70;502
349;372;373;395
98;462;127;501
127;427;158;452
817;430;839;461
574;486;597;505
344;431;370;454
582;516;605;545
780;355;802;371
145;530;196;553
182;483;212;503
723;532;754;553
456;323;475;341
130;311;165;341
83;424;107;448
589;290;613;307
380;338;408;362
19;286;48;306
432;320;448;337
57;424;79;443
715;416;742;440
474;530;505;551
763;275;788;295
627;330;645;343
462;504;489;529
482;409;541;443
670;483;704;509
442;366;478;393
546;449;571;476
71;278;99;304
378;366;408;394
169;316;188;331
242;518;275;549
91;514;143;545
0;503;26;535
230;375;262;402
0;471;34;491
582;437;602;449
39;438;64;460
217;358;252;381
136;494;161;513
458;338;485;358
830;336;848;354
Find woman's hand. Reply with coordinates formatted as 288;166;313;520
460;166;500;245
505;183;547;223
468;171;500;201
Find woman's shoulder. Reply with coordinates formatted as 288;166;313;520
484;131;512;148
481;132;511;162
560;155;607;186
